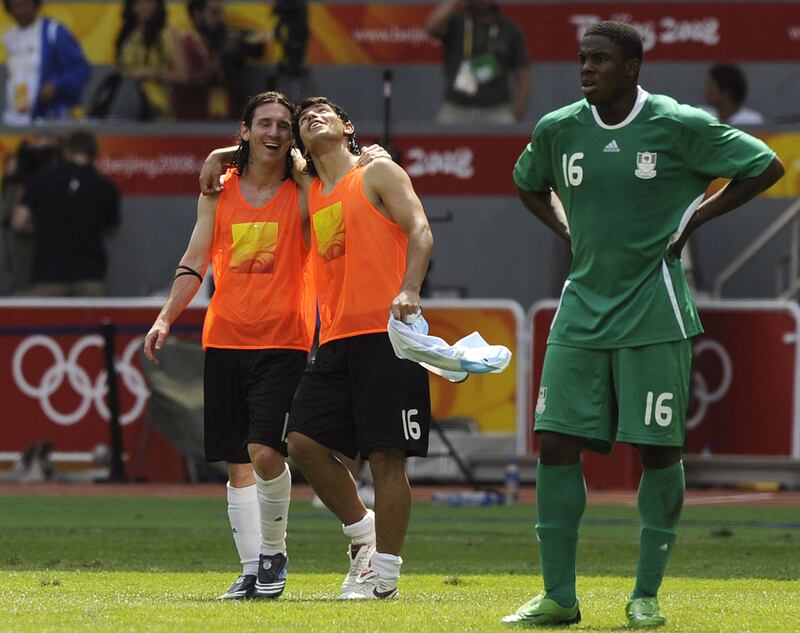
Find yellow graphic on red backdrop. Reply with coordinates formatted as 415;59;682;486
762;133;800;199
230;221;278;274
424;308;518;433
313;201;346;263
706;132;800;199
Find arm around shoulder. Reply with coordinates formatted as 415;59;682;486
290;148;315;195
199;146;238;195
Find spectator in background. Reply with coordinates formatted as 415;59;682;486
1;0;90;125
174;0;267;120
268;0;309;99
171;0;218;120
702;63;764;126
425;0;530;125
12;131;120;297
114;0;184;120
1;135;61;294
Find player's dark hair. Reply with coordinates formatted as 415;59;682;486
3;0;42;11
66;130;98;161
709;63;748;107
115;0;167;64
584;21;643;62
232;91;295;180
294;96;361;178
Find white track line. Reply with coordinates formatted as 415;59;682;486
683;493;781;506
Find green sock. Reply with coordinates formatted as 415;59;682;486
535;461;586;608
632;461;685;599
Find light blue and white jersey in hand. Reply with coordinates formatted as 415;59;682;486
387;312;512;383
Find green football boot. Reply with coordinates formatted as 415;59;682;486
501;593;581;626
626;597;666;628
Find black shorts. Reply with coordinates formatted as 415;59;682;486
289;333;431;459
204;347;308;463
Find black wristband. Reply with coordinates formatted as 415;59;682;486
175;265;203;282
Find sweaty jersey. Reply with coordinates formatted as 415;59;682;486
203;172;315;351
514;87;776;349
308;165;408;345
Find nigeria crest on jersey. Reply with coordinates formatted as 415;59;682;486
635;152;657;179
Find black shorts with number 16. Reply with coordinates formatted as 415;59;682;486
288;333;431;459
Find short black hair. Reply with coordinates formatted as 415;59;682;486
294;97;360;178
233;91;295;179
709;63;748;107
584;21;643;62
3;0;42;11
66;130;98;161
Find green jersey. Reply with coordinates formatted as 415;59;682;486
514;88;776;349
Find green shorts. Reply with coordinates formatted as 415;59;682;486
534;340;692;454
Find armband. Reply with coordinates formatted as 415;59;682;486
174;264;203;282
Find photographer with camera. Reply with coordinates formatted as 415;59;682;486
1;136;61;294
174;0;268;120
11;131;120;297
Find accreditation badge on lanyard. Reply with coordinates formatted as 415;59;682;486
453;17;501;96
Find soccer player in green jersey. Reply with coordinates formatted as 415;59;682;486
502;21;784;629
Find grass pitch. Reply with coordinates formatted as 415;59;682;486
1;493;798;632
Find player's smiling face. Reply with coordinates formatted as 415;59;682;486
298;103;354;150
578;34;638;106
240;102;294;162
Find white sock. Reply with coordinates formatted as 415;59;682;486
226;481;260;576
342;508;375;545
371;551;402;582
255;463;291;556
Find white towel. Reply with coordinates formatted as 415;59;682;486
387;312;512;383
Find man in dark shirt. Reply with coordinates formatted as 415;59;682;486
13;130;120;296
425;0;531;124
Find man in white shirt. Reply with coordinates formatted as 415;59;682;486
2;0;90;125
701;63;764;127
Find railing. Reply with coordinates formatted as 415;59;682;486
712;198;800;298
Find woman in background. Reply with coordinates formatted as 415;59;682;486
114;0;187;120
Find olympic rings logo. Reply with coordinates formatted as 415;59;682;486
686;338;732;430
12;334;150;427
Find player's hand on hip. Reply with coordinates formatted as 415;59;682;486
392;290;421;323
667;232;688;261
143;322;169;365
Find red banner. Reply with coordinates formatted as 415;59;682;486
90;133;799;199
0;300;524;481
529;301;800;457
95;136;228;196
312;3;800;64
0;302;205;482
92;134;524;197
2;3;796;65
0;131;790;199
